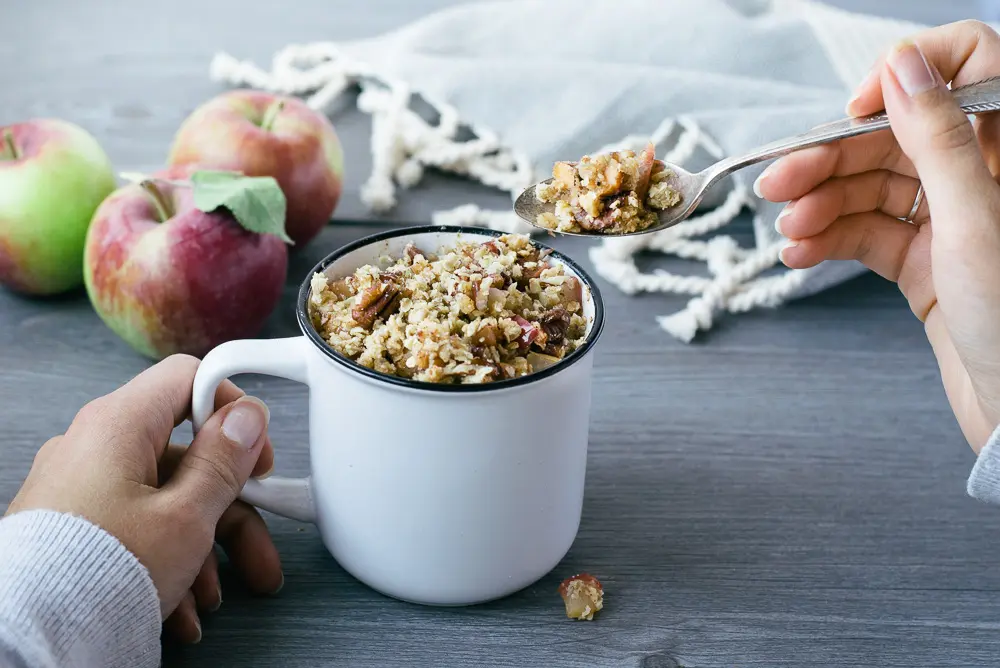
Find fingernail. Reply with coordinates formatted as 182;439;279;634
775;201;795;235
272;572;285;595
221;396;269;450
210;585;222;612
192;614;202;643
753;164;776;198
845;94;861;116
887;40;937;97
845;87;865;117
778;241;798;264
846;65;877;115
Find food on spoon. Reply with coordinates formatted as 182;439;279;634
534;143;681;235
84;166;289;360
0;119;117;295
168;90;344;247
307;234;588;384
558;573;604;620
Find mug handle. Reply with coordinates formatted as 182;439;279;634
191;336;317;523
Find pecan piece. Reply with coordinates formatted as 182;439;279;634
515;261;547;289
403;243;422;262
539;306;571;346
520;245;540;264
352;277;402;329
491;273;512;290
326;278;355;301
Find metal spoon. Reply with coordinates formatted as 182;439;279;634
514;76;1000;237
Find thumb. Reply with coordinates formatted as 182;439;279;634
883;39;1000;419
165;396;270;523
881;40;1000;241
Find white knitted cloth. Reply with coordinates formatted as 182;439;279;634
209;0;929;342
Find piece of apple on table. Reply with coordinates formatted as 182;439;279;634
168;90;344;248
83;166;290;359
0;119;117;295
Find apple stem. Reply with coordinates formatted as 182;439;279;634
259;99;286;132
1;130;18;161
139;179;173;222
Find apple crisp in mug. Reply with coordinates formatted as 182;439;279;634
307;233;588;384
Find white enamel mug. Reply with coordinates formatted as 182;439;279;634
191;225;606;606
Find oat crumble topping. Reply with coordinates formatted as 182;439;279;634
535;143;681;235
308;234;588;384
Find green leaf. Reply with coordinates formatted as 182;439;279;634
191;170;292;244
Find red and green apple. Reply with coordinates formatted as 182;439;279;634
168;90;344;247
83;165;290;359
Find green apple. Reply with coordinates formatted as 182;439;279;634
0;119;117;295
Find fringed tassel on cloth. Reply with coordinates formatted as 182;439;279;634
210;45;802;343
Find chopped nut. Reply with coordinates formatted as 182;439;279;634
558;573;604;621
351;277;402;329
539;306;571;354
515;262;546;289
326;278;355;301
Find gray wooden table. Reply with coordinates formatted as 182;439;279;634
2;1;998;667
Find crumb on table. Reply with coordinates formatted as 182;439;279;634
558;573;604;620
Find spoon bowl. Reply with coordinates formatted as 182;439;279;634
513;164;705;238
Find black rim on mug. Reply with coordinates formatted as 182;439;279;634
295;225;607;393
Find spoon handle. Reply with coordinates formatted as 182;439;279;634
709;76;1000;180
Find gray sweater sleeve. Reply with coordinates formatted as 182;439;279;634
0;509;161;668
968;425;1000;504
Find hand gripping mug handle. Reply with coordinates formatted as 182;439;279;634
191;337;316;523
